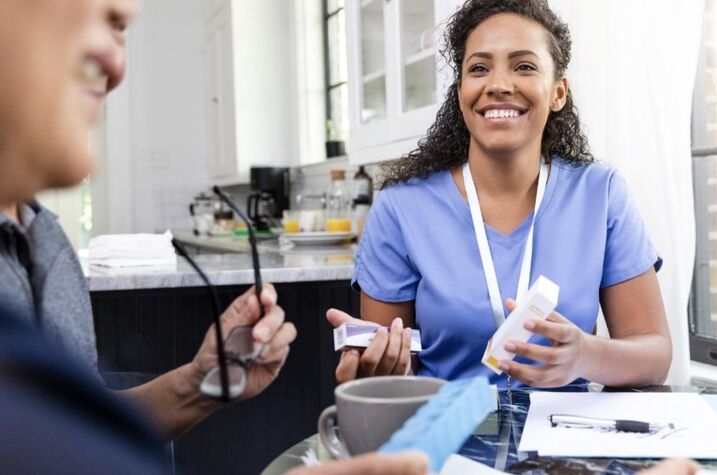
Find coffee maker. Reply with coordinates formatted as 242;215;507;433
246;166;290;231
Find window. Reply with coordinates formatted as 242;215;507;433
689;0;717;366
324;0;349;146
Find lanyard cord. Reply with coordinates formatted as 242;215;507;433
462;160;549;328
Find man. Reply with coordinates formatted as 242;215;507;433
0;0;296;440
0;0;427;473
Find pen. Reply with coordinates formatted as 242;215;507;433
548;414;674;433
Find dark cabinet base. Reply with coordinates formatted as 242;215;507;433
92;281;357;475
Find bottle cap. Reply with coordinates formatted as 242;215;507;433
330;170;346;181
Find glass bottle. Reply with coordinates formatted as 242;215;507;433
352;167;372;241
353;165;373;204
326;170;351;232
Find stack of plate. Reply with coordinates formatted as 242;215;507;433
282;231;354;246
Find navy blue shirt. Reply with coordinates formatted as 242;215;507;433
0;303;169;474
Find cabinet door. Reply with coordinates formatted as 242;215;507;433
348;0;456;165
205;4;237;179
391;0;441;140
347;0;394;152
204;0;226;20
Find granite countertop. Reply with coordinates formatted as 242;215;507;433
84;239;356;291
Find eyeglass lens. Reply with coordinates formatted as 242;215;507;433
200;325;266;399
225;325;265;364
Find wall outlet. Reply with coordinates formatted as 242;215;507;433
149;149;170;169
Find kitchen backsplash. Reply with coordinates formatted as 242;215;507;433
152;183;210;233
289;157;380;209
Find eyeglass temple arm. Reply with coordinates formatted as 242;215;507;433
172;239;231;402
212;186;264;317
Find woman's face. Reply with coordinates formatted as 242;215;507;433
0;0;136;202
457;13;567;159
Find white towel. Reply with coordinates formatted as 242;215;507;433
89;230;177;268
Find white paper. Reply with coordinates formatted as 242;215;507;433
519;392;717;458
438;454;506;475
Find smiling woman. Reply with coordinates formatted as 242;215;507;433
327;0;672;391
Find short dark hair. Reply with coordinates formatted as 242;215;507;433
379;0;593;189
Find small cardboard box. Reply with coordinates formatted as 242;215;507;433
333;323;422;353
482;275;560;374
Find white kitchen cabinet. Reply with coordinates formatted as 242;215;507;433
203;0;225;20
205;3;237;180
346;0;459;165
204;0;295;184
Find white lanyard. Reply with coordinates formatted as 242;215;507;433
462;161;549;328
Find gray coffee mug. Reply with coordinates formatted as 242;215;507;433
317;376;446;458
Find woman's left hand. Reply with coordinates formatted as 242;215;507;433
498;298;587;388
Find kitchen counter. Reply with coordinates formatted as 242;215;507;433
84;240;356;291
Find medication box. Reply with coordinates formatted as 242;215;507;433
482;275;560;374
333;323;422;353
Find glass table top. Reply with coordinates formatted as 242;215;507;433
261;384;717;475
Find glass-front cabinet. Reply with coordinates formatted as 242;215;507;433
346;0;458;164
358;0;387;125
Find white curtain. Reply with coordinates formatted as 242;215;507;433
550;0;705;384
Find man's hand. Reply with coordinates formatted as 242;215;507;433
637;458;701;475
192;283;297;400
285;451;428;475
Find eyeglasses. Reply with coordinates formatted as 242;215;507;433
171;185;265;402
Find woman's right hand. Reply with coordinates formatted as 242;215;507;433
326;308;413;383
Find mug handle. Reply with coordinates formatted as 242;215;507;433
317;405;351;459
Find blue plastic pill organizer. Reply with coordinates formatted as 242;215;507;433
378;376;494;473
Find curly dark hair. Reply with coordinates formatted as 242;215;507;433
379;0;593;189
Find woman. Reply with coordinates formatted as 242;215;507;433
329;0;671;388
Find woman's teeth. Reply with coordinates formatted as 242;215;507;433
484;109;522;119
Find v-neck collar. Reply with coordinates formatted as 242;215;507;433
447;158;559;243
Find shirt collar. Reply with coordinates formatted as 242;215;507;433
0;201;46;234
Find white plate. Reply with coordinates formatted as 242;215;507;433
283;231;354;246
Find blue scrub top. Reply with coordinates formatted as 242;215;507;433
352;157;660;387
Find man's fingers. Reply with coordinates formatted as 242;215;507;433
259;283;278;307
336;451;429;475
286;451;429;475
251;303;286;343
257;322;297;363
